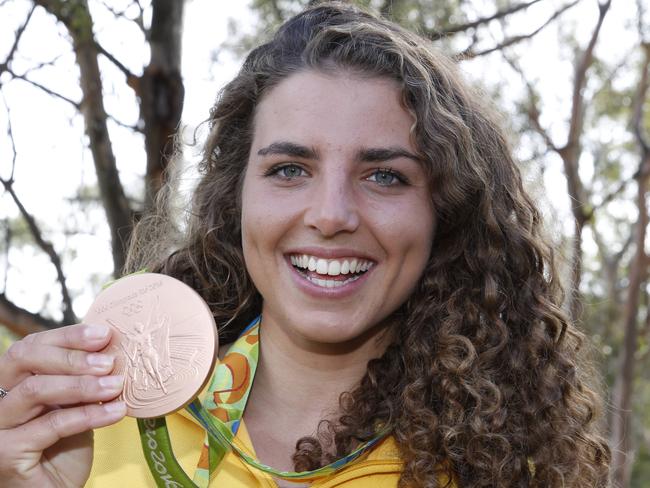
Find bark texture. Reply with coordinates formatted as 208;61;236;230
139;0;185;211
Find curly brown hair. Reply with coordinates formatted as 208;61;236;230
125;2;610;486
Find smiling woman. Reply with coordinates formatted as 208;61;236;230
0;2;610;488
242;71;434;351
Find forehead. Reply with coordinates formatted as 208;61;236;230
251;70;415;151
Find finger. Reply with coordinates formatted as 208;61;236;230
0;374;124;429
22;323;112;350
10;401;127;454
0;342;116;391
0;323;114;389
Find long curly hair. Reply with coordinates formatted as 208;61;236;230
125;2;610;486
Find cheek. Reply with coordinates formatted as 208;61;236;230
240;198;273;298
240;178;266;265
243;200;289;240
375;198;435;255
240;183;294;271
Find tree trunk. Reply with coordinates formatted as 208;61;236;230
141;0;185;211
558;141;589;323
34;0;134;276
0;294;57;336
609;41;650;488
609;167;648;487
569;217;585;322
557;1;610;323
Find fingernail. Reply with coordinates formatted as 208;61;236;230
99;375;124;390
87;353;114;368
84;324;110;340
103;401;126;415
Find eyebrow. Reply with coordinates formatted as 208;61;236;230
257;141;421;164
257;141;317;159
358;147;421;164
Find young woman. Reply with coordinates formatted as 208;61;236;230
0;3;610;487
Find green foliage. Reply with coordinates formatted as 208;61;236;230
223;0;474;57
1;215;35;250
631;442;650;488
630;370;650;487
591;72;635;123
0;325;17;355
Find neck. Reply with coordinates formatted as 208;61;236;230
245;313;392;434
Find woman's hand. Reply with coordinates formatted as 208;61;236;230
0;323;127;487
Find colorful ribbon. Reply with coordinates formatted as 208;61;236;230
138;316;390;487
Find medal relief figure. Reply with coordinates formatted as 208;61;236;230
108;295;173;394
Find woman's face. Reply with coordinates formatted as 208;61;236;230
241;70;435;349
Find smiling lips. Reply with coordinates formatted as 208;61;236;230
289;254;375;288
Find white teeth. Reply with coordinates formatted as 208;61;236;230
327;260;341;276
306;274;363;288
316;258;328;274
290;254;374;276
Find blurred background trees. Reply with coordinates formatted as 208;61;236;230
0;0;648;485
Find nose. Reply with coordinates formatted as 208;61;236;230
303;171;360;236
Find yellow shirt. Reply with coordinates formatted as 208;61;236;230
88;408;407;487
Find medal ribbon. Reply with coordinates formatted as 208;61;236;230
137;316;391;487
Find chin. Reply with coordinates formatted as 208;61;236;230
286;311;386;346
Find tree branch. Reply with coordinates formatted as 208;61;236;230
638;0;649;43
456;0;580;60
592;220;633;268
556;0;611;226
8;67;140;135
502;53;559;151
0;4;36;74
94;40;137;81
1;89;75;324
592;178;634;214
6;68;80;108
633;43;650;153
132;0;148;37
0;179;77;325
0;294;58;336
18;54;64;77
591;221;627;310
429;0;543;40
107;113;142;133
0;92;17;182
99;0;148;37
562;0;611;155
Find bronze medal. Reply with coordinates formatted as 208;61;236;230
84;273;218;418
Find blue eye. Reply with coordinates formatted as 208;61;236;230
266;164;306;179
367;168;406;186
